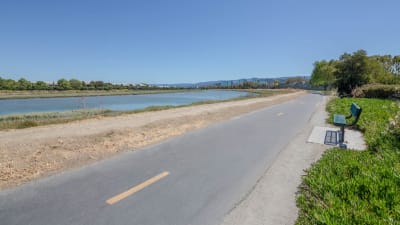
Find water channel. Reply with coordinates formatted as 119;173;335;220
0;90;250;116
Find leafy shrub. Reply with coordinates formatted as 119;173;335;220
16;120;38;129
297;149;400;225
326;98;398;148
387;103;400;141
352;84;400;99
0;109;112;130
296;98;400;225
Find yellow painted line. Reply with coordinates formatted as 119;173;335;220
277;112;284;116
106;171;170;205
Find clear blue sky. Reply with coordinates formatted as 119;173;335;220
1;0;399;84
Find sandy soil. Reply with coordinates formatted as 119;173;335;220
0;91;305;190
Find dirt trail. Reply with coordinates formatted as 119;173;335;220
0;91;305;190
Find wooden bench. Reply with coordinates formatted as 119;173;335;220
333;102;362;148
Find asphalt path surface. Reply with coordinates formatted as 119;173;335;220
0;94;322;225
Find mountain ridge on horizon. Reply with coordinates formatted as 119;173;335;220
156;76;309;88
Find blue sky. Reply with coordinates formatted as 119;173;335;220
1;0;399;84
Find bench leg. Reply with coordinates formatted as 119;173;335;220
338;126;347;149
339;126;344;143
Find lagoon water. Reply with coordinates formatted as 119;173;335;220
0;90;249;116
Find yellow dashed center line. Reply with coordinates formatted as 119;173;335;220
106;171;170;205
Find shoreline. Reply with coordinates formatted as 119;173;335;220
0;88;289;100
0;89;194;100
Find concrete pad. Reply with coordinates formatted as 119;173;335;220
307;126;367;150
307;126;337;145
344;129;367;150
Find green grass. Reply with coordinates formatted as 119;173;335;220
0;89;295;130
296;98;400;225
326;98;399;152
0;109;114;129
245;88;297;97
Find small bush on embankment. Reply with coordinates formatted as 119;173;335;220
296;97;400;225
352;84;400;99
0;109;114;130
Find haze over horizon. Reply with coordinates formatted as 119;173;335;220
1;0;399;84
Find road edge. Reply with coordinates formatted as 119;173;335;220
221;94;330;225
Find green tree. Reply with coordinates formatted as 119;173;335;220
393;56;400;83
310;60;336;90
0;77;4;89
87;81;96;90
273;80;280;88
367;56;394;84
103;82;113;90
334;50;370;95
17;78;32;90
2;79;17;90
374;55;393;72
94;81;104;89
57;78;72;90
34;81;49;90
69;79;83;90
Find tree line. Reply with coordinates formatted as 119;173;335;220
0;78;160;91
310;50;400;95
205;77;308;89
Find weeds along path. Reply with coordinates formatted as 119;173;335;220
0;91;305;190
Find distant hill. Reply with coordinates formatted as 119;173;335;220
156;76;309;88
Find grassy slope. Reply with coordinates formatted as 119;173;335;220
296;98;400;225
0;89;294;130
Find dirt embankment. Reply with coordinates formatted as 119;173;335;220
0;91;305;190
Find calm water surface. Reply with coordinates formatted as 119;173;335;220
0;90;249;116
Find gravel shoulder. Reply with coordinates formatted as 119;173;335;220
221;94;330;225
0;91;305;190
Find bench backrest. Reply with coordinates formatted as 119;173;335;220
349;103;362;126
350;103;362;117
